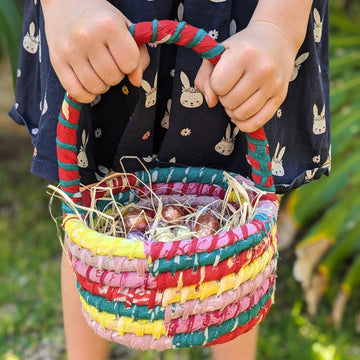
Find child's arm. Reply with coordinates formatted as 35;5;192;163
195;0;314;133
41;0;149;103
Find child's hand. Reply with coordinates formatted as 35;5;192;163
195;21;297;133
41;0;149;103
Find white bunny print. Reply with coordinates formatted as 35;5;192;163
229;19;237;37
272;143;286;176
215;124;239;156
141;72;158;108
313;8;323;43
321;145;331;170
78;130;89;168
305;169;318;182
290;52;309;81
180;71;203;108
176;2;184;22
161;99;171;129
313;104;326;134
23;22;39;54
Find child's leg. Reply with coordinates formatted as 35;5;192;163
61;251;111;360
211;325;259;360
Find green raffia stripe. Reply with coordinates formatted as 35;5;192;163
58;113;78;130
63;202;86;215
185;29;207;49
58;160;79;172
168;21;187;43
128;23;135;36
151;19;158;43
77;283;274;347
149;231;277;277
77;282;165;320
199;43;226;59
59;188;81;198
172;284;274;347
251;167;273;179
64;93;83;111
60;178;81;187
56;138;78;152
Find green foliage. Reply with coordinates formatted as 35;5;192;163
285;1;360;328
0;0;22;87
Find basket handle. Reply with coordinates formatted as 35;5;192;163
57;20;275;208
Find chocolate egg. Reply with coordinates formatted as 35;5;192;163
161;204;186;223
123;208;153;233
194;213;220;237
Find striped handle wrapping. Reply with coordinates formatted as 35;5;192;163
56;20;275;210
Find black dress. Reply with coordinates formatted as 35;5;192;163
9;0;330;194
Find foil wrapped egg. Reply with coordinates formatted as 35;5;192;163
161;204;186;224
153;224;176;242
123;208;153;233
194;213;220;237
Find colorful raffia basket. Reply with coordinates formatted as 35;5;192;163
56;20;279;350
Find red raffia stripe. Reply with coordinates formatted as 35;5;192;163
205;297;273;346
132;21;222;66
156;236;274;291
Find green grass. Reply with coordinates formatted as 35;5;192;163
0;130;359;360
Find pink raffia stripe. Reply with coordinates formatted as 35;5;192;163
145;198;278;260
165;274;275;336
65;235;148;275
137;194;237;211
70;253;156;290
81;308;173;351
163;260;276;322
69;233;273;289
136;182;226;199
75;258;276;315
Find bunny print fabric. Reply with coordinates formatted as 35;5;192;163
10;0;330;194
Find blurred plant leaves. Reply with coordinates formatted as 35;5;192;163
0;0;22;87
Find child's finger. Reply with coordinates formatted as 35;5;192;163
58;65;98;103
107;21;141;76
128;44;150;87
88;45;125;86
71;59;110;96
209;46;245;96
194;60;218;108
222;87;268;121
230;96;282;133
217;73;260;111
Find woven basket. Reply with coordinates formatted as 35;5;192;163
56;20;279;350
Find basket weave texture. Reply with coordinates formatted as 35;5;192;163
56;20;279;350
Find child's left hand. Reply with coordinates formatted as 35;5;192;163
195;21;297;133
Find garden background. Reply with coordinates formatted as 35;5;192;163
1;0;359;359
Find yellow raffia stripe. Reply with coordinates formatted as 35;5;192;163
162;231;277;307
80;295;166;338
64;216;146;259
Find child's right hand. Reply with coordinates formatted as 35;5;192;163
41;0;149;103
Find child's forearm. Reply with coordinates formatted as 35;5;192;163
249;0;314;52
